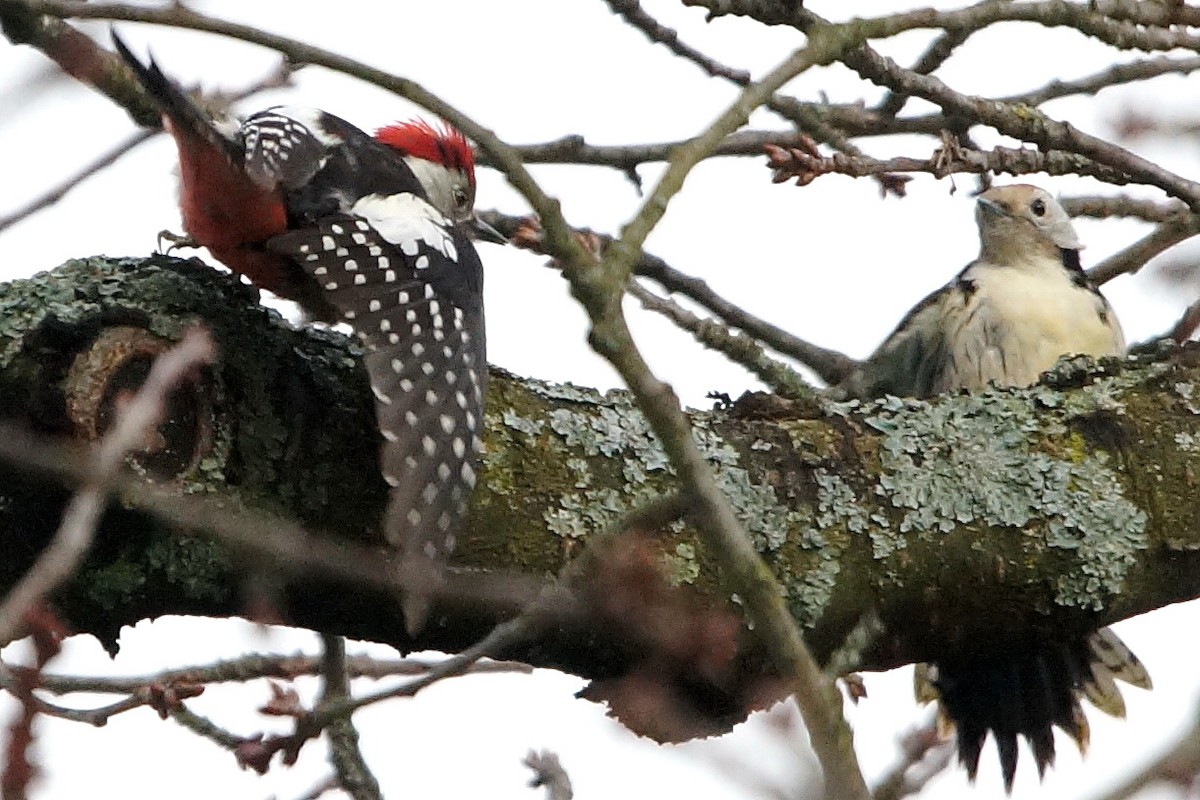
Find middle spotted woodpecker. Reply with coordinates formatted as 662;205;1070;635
841;185;1151;791
115;34;496;630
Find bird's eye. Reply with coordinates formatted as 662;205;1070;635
453;188;469;208
1031;199;1047;217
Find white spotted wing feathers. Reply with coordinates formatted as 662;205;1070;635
267;192;486;631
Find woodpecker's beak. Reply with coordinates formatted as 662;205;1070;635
469;214;508;245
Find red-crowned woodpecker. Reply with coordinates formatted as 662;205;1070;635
115;34;496;631
842;185;1149;791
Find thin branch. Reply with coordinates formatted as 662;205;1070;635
1168;297;1200;344
524;750;574;800
11;681;203;726
1087;0;1200;27
635;254;858;385
874;27;971;118
871;721;955;800
574;28;873;798
1089;212;1200;285
319;634;381;800
0;130;153;234
0;327;216;644
495;130;822;169
0;55;294;235
8;653;528;698
765;139;1133;187
1088;701;1200;800
492;209;859;388
0;422;545;617
489;211;857;386
1062;194;1189;223
628;281;813;399
1010;55;1200;107
169;705;244;751
602;0;750;83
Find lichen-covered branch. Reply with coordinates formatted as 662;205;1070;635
2;257;1200;739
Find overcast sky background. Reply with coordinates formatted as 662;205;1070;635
1;1;1198;798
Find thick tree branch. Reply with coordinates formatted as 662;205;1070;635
1;256;1199;741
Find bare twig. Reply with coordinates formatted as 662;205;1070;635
1087;0;1200;27
1062;194;1189;223
765;140;1133;187
0;327;216;645
634;254;857;385
319;634;381;800
495;130;824;169
169;704;244;751
8;680;203;726
1089;212;1200;285
524;750;573;800
0;130;153;234
628;281;813;399
602;0;749;83
5;652;528;698
1168;297;1200;344
1088;701;1200;800
874;27;971;118
494;211;857;385
0;56;294;235
0;422;544;616
871;720;955;800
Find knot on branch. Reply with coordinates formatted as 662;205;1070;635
65;325;214;481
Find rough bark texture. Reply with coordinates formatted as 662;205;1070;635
2;256;1198;733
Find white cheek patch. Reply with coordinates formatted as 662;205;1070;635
351;193;458;264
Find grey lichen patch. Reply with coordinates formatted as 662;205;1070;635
539;392;813;555
567;458;592;488
691;413;740;466
867;386;1148;610
1175;382;1200;414
666;542;701;585
787;556;841;629
1176;432;1200;452
544;506;589;539
1041;452;1147;609
501;408;544;437
548;403;670;469
526;379;608;405
813;468;868;536
541;392;675;539
719;465;800;553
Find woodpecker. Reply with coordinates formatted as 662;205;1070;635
115;34;494;631
841;184;1151;790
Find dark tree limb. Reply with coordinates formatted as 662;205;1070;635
2;257;1200;738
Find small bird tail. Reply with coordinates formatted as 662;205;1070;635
914;626;1150;792
112;31;241;163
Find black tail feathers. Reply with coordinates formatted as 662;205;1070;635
111;30;239;161
916;627;1150;792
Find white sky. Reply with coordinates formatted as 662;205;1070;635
1;1;1198;798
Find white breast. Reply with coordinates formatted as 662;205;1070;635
948;255;1124;390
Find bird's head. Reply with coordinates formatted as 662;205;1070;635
975;184;1081;266
375;119;505;243
376;119;476;224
